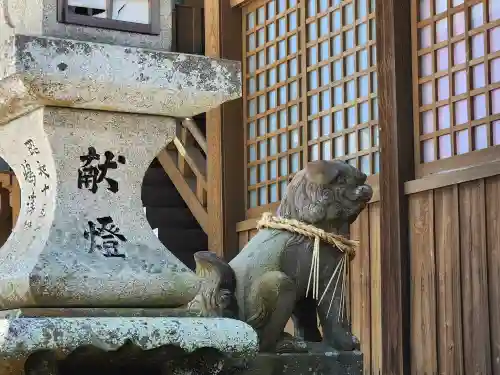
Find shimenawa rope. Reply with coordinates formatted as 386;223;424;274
257;212;358;321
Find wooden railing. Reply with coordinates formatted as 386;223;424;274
157;118;208;233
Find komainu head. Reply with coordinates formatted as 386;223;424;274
277;160;373;228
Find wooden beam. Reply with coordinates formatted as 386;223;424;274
177;126;195;177
182;118;208;154
229;0;249;8
157;149;209;233
205;0;224;255
376;0;414;374
405;158;500;195
173;137;207;184
219;0;244;260
205;0;244;260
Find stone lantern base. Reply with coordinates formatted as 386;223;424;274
0;309;258;375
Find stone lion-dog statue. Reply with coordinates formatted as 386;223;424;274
188;160;373;353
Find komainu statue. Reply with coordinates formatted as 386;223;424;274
188;160;373;353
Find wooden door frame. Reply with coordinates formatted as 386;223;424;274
205;0;245;260
376;0;414;374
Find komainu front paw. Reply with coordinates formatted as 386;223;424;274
327;328;360;351
274;332;308;353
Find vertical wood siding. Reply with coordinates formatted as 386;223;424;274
349;201;382;375
408;175;500;375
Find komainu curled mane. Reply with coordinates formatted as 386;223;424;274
188;160;373;353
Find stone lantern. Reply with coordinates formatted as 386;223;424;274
0;1;258;373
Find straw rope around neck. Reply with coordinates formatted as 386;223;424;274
257;212;359;321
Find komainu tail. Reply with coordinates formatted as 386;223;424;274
187;251;239;318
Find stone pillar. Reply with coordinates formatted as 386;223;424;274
0;108;202;308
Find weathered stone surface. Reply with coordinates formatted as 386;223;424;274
0;307;203;318
0;34;241;125
0;107;202;309
0;316;258;375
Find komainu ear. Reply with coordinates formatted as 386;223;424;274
305;160;340;185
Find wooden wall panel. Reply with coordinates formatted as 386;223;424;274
237;228;258;249
458;180;491;375
205;0;244;259
237;230;249;250
409;191;438;375
434;186;463;375
351;202;383;375
368;202;382;375
350;206;373;375
404;175;500;375
486;175;500;375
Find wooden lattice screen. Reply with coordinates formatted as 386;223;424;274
411;0;500;177
242;0;379;217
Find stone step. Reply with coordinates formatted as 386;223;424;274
145;206;199;229
142;166;173;186
141;185;186;208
